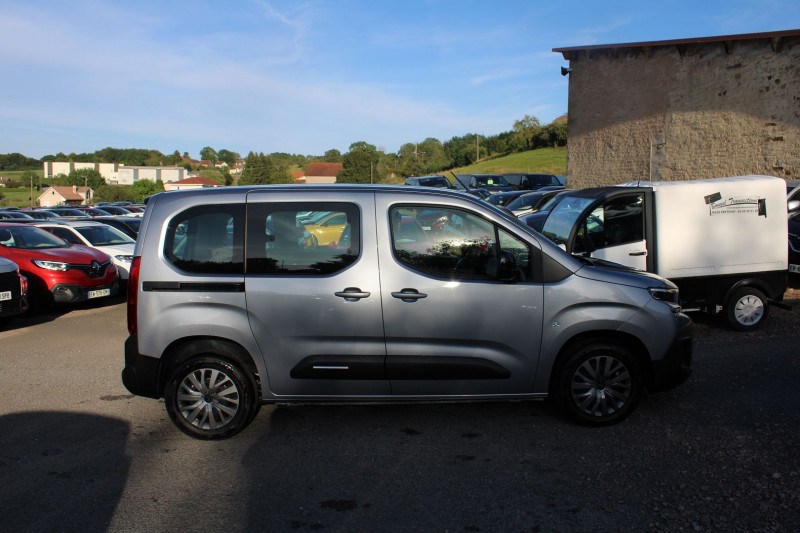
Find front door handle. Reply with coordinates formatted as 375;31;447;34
629;251;647;256
391;288;428;302
334;287;370;301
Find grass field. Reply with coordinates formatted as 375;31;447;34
451;147;566;176
381;147;566;184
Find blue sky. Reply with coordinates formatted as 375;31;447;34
1;0;798;160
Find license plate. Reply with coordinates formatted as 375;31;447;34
790;264;800;273
0;291;10;301
88;288;111;299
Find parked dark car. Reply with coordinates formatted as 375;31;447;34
0;211;35;220
519;190;576;231
0;257;27;320
0;222;119;311
505;188;565;216
95;205;135;216
453;174;514;194
73;216;142;239
485;190;531;207
404;175;454;189
503;173;562;191
45;207;88;217
19;209;62;220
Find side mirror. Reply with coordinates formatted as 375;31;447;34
487;250;518;282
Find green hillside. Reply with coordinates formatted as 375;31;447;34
452;147;566;176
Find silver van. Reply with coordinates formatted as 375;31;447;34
122;185;692;439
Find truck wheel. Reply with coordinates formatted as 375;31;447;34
726;287;768;331
556;341;643;426
165;356;258;439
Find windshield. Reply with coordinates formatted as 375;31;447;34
419;177;450;188
506;192;547;211
0;225;71;249
539;197;595;245
75;225;135;246
474;175;510;187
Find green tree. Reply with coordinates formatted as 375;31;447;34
217;149;240;167
323;149;342;163
131;179;164;202
54;168;105;189
239;152;293;185
200;147;218;162
337;150;373;184
513;114;542;150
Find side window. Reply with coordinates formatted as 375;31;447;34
604;194;644;246
164;204;244;274
574;194;644;253
246;202;359;275
391;206;532;281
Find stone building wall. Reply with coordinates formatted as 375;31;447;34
560;33;800;188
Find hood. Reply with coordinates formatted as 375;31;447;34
94;243;135;257
0;257;19;274
11;245;113;265
573;255;676;290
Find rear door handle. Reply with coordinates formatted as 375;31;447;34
629;251;647;256
334;287;370;301
391;288;428;302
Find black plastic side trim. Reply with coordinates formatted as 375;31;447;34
143;281;245;292
387;356;510;380
290;355;387;380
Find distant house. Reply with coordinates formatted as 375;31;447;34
301;162;343;184
230;159;245;175
292;171;305;183
37;185;93;207
163;177;224;191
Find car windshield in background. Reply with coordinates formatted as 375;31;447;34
75;225;136;246
474;175;510;187
539;197;595;245
418;177;451;188
0;225;70;249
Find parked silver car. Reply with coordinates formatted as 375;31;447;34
123;185;693;439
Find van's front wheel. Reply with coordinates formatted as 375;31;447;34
726;287;768;331
165;356;257;439
556;341;643;426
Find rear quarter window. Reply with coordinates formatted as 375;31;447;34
164;204;245;274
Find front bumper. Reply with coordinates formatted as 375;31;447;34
50;280;119;303
650;312;694;392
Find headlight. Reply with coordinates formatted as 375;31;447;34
649;286;681;313
32;259;69;271
115;255;133;263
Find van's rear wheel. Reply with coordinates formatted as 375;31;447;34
165;356;257;439
556;341;643;426
726;287;768;331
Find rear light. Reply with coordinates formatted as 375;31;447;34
127;256;141;335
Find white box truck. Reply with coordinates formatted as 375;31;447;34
539;175;789;330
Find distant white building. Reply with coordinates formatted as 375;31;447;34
43;161;186;185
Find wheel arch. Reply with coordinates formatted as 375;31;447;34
157;336;261;397
547;330;654;396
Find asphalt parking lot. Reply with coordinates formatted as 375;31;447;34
1;287;799;533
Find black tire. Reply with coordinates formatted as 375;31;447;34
164;356;258;439
556;341;643;426
726;287;768;331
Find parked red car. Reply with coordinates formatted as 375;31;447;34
0;222;119;311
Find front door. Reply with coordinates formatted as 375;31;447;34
576;193;648;271
375;194;545;396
